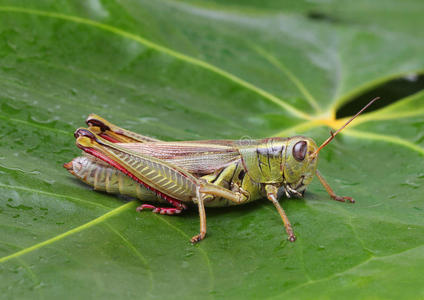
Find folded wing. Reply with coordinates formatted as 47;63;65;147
118;140;241;175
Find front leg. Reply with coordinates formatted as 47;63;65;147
265;185;296;242
315;170;354;203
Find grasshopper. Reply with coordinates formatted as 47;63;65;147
64;99;378;243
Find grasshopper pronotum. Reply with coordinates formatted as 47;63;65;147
64;99;378;243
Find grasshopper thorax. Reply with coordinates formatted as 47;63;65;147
238;136;318;195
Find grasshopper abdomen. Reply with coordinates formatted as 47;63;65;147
64;156;161;202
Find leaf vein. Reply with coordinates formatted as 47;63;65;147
105;223;154;294
0;6;310;120
249;44;321;113
0;202;136;264
0;114;69;135
152;214;216;299
0;183;111;210
272;243;424;298
344;129;424;155
331;69;424;114
0;78;242;137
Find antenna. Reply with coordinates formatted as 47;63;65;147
311;97;380;158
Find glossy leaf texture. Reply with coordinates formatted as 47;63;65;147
0;1;423;299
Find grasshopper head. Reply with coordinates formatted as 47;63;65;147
282;136;318;194
281;97;381;196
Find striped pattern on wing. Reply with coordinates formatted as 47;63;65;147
70;155;160;202
106;146;199;202
118;141;241;175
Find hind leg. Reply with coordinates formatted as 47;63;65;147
86;114;161;143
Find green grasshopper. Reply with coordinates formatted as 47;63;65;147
64;99;377;243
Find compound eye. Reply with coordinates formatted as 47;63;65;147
293;141;307;162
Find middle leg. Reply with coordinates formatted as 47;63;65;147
265;184;296;242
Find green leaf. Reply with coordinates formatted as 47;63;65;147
0;1;423;299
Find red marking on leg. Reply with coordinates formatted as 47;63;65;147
77;146;188;210
136;204;182;215
136;204;156;212
167;199;187;210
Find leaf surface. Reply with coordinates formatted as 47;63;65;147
0;1;423;299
